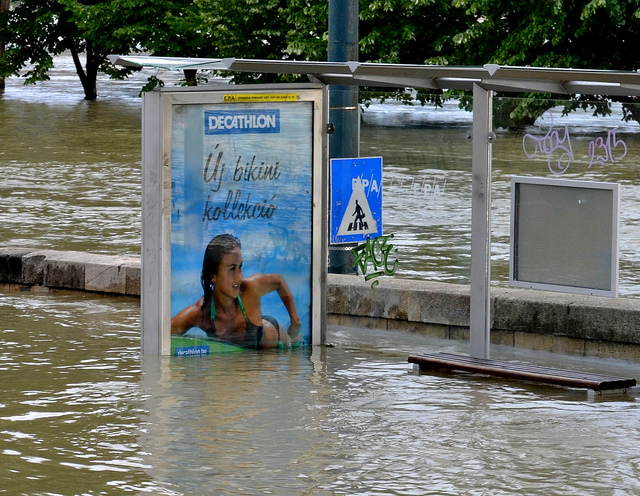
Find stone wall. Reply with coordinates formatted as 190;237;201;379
328;274;640;361
2;247;639;360
0;247;140;296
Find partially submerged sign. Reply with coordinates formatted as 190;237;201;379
330;156;383;244
141;83;328;355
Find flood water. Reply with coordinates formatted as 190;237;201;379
1;57;640;495
1;56;640;294
1;289;639;495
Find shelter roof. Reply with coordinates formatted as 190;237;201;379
108;55;640;97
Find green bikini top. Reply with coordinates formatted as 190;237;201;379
208;294;282;349
210;295;249;322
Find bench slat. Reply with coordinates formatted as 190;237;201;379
408;352;637;391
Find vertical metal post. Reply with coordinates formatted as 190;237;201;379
328;0;359;274
469;83;493;358
328;0;359;155
141;91;163;355
141;91;171;356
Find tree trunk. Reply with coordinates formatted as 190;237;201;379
0;0;10;91
69;41;98;100
622;101;640;126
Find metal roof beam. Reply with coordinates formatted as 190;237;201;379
619;84;640;97
108;56;640;98
107;55;229;71
481;78;569;94
484;64;640;86
351;62;488;80
352;75;440;89
224;58;353;75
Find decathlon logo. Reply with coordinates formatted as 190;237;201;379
204;109;280;135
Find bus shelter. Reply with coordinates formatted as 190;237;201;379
110;55;640;358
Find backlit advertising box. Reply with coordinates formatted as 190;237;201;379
141;84;328;355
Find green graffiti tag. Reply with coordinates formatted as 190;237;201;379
351;234;399;288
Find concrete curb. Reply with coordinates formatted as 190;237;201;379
2;247;639;360
328;274;640;360
0;247;140;296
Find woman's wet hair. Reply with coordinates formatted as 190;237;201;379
201;234;241;294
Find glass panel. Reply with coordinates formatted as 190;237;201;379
359;92;640;297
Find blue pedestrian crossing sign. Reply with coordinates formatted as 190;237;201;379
330;157;383;244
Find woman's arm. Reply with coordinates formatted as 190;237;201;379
170;298;204;335
275;276;302;332
243;273;301;330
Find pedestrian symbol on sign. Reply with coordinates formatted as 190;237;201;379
350;200;367;230
337;178;377;237
330;156;382;244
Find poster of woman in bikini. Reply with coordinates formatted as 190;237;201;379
163;87;326;352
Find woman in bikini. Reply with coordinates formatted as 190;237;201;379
170;234;302;349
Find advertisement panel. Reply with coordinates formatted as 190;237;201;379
141;85;327;355
509;176;619;297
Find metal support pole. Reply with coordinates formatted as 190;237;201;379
469;83;493;358
328;0;359;274
141;91;171;356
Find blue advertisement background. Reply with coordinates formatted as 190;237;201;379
171;102;313;343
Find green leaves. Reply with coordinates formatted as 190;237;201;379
433;0;640;126
3;0;640;113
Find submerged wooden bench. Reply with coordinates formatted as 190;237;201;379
408;352;637;391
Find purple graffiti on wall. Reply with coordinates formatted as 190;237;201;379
587;128;627;169
522;112;628;175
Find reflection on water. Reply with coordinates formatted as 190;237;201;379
0;291;638;495
2;56;640;295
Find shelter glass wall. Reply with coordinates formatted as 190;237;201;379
358;93;640;297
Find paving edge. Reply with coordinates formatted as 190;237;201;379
2;247;640;360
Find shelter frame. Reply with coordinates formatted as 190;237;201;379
113;54;640;359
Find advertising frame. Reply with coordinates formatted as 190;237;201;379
509;176;620;297
141;83;328;355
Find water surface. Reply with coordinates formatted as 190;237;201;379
2;56;640;496
0;290;638;495
2;56;640;294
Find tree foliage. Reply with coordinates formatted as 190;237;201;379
189;0;306;84
0;0;210;99
0;0;473;97
358;0;471;106
436;0;640;70
434;0;640;126
283;0;473;106
2;0;640;117
1;0;144;99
